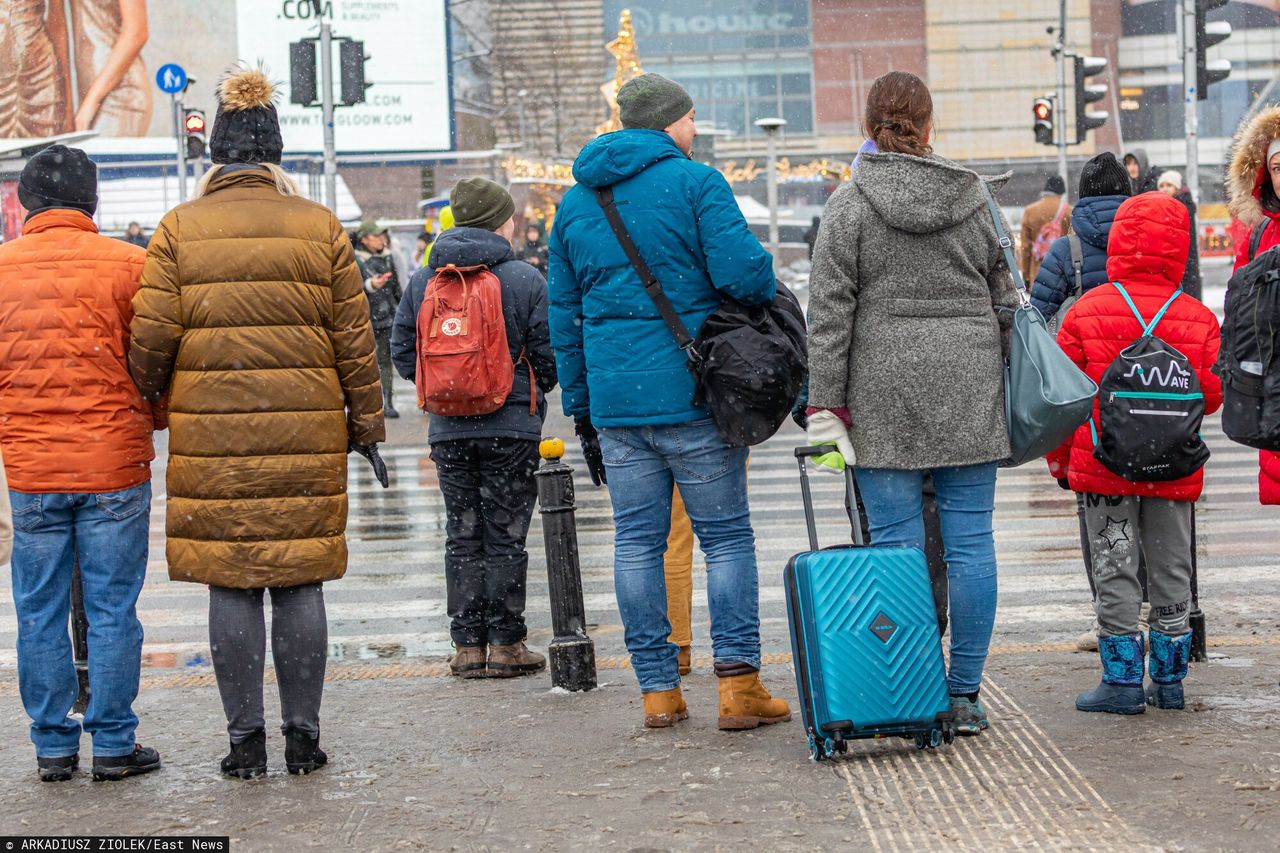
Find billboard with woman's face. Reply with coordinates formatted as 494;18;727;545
0;0;452;153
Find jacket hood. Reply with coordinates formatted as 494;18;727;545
1070;194;1126;249
852;153;1010;235
1106;192;1190;288
572;129;687;188
1125;148;1150;177
428;227;516;269
1227;105;1280;227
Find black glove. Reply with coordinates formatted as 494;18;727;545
575;417;607;487
1057;477;1072;491
790;405;809;430
350;442;389;488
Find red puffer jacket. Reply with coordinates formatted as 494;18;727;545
1047;193;1222;501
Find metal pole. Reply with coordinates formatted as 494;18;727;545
319;13;338;211
1055;0;1069;187
765;129;780;268
1181;0;1200;207
534;440;597;692
172;93;187;203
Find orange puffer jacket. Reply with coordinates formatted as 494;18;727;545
0;209;156;493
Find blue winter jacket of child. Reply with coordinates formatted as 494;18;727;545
1029;194;1127;322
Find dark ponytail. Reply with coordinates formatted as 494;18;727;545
864;71;934;158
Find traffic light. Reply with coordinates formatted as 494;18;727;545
1195;0;1232;100
183;109;207;160
290;40;318;106
1033;97;1054;146
339;40;371;106
1073;55;1109;140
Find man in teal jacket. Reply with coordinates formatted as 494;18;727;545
548;74;788;733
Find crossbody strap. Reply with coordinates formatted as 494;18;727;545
594;186;698;356
1112;281;1182;337
1067;234;1084;295
982;184;1027;299
1249;220;1268;262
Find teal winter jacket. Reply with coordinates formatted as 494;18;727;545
548;129;775;426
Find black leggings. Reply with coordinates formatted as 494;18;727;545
208;584;328;743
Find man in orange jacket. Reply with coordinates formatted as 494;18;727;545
0;146;163;783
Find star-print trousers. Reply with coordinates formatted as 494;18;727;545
1082;494;1193;637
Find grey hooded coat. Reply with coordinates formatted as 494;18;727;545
808;152;1019;470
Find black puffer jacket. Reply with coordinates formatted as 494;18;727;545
389;227;557;444
355;248;403;332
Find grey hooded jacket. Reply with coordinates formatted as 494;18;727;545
808;152;1019;470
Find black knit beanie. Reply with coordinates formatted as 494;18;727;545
19;145;97;217
1078;152;1132;199
210;67;284;165
618;74;694;131
1044;174;1067;195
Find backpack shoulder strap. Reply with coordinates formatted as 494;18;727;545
594;186;697;352
1114;280;1183;337
1067;234;1084;294
1249;221;1268;262
1112;281;1149;332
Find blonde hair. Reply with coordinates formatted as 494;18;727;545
194;163;300;199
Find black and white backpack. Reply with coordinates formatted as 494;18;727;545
1216;222;1280;450
1092;282;1210;481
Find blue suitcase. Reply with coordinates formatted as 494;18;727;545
785;446;954;761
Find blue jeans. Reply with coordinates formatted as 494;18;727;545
10;483;151;758
599;419;759;693
854;464;998;695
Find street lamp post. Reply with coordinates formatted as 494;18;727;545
754;117;786;271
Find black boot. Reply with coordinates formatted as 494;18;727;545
91;744;161;781
383;390;400;419
37;754;78;783
220;729;267;779
284;727;328;775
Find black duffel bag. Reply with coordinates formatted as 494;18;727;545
596;186;808;447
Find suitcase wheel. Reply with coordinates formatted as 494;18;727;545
942;722;956;745
807;733;824;762
913;733;928;751
822;737;838;760
929;728;943;749
835;738;848;755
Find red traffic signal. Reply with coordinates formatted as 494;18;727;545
184;112;207;134
1032;97;1054;146
1033;101;1052;121
183;109;207;159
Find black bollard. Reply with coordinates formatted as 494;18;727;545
70;551;91;714
535;439;597;692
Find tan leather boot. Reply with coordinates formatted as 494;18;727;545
677;646;692;676
487;642;546;677
642;687;689;728
717;668;791;730
448;645;487;678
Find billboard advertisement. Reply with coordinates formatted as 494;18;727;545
0;0;452;155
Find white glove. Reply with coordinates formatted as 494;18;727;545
805;410;856;472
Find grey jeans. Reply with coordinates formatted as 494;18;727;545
1082;494;1193;637
208;584;328;743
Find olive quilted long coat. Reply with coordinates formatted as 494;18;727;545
130;167;385;588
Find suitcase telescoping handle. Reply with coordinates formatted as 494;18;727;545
794;446;864;550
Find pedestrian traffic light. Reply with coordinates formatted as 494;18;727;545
1195;0;1232;100
290;40;318;106
1073;55;1109;140
183;109;207;160
339;40;371;106
1033;97;1054;146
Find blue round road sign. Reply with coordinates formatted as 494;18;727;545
156;64;188;94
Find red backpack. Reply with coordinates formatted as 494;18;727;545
1032;199;1068;263
414;263;532;416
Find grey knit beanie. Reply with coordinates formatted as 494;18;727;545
618;74;694;131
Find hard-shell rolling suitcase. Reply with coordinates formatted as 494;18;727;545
785;446;954;761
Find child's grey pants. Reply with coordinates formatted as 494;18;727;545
1082;494;1193;637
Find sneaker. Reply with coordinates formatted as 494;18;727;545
92;744;161;781
448;645;488;679
37;754;78;783
950;696;989;735
284;727;328;776
487;642;546;677
220;729;267;779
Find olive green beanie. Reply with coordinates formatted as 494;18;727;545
450;177;515;232
618;74;694;131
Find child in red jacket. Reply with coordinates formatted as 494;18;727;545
1048;192;1222;715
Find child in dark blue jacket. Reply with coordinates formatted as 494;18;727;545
1030;152;1132;323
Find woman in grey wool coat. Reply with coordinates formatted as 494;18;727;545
804;71;1019;736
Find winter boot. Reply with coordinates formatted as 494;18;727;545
1076;634;1146;715
715;662;791;731
642;687;689;728
91;744;162;781
1075;613;1100;652
1146;630;1192;710
37;753;78;783
383;389;400;419
220;729;267;779
677;645;692;677
284;727;328;775
487;642;546;677
449;645;488;679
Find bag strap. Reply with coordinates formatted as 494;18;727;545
1249;221;1268;262
983;184;1027;300
594;186;699;357
1112;281;1182;337
1067;234;1084;295
1051;197;1068;226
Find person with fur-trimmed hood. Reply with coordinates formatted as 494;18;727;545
1226;105;1280;506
